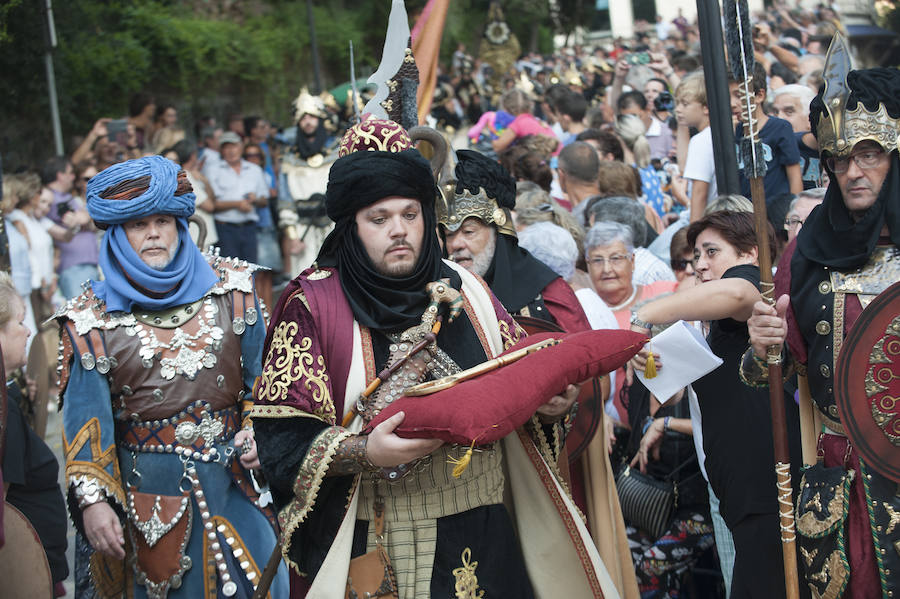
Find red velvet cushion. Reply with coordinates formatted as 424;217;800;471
365;329;648;444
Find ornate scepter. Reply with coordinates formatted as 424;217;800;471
724;1;800;597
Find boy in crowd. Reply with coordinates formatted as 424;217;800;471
731;63;803;199
673;72;717;220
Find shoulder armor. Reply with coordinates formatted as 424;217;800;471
205;250;265;295
55;284;137;336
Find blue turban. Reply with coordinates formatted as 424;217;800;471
86;156;220;312
86;155;196;226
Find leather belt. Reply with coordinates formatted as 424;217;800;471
117;401;240;458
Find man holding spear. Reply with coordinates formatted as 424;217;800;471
746;34;900;599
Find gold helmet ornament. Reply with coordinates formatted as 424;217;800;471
435;149;517;237
814;33;900;159
293;87;328;122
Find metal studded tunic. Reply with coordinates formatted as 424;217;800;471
56;253;290;599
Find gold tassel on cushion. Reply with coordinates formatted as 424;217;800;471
448;440;477;478
644;343;657;379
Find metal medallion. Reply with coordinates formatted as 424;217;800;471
81;352;96;371
222;581;237;597
816;321;832;336
232;318;246;335
96;356;111;374
245;307;258;326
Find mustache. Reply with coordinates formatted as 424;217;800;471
385;240;413;254
449;250;472;262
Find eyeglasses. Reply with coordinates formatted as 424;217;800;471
670;258;692;271
587;253;630;268
244;153;263;159
825;148;885;174
784;217;804;229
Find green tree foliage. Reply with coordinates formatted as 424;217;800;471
1;0;556;168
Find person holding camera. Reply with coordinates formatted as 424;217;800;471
70;118;141;171
42;156;99;300
609;50;682;128
617;90;674;162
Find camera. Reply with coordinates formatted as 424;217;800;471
56;200;73;219
107;119;128;145
654;91;675;112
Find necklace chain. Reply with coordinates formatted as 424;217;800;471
608;286;638;311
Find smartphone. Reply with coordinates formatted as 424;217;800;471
107;119;128;145
627;52;650;65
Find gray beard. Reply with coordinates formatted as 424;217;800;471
470;233;496;278
146;238;181;270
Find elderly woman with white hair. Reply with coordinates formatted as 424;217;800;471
583;222;676;432
585;197;675;286
518;220;618;330
585;222;676;329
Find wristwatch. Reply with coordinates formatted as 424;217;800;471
630;313;652;330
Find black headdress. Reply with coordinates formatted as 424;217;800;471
800;38;900;269
448;150;558;313
317;149;450;331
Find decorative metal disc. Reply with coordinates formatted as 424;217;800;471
232;318;246;335
81;353;96;371
96;356;111;374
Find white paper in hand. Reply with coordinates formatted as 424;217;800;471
635;320;723;403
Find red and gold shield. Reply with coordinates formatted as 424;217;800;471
834;281;900;483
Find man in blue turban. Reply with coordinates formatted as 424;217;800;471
56;155;288;598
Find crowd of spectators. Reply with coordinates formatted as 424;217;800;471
0;1;846;594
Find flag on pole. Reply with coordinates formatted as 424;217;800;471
411;0;450;124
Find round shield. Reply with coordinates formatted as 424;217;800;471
515;316;603;463
0;502;53;597
834;280;900;483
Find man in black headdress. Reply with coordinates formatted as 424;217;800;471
441;150;591;333
745;35;900;599
251;119;618;598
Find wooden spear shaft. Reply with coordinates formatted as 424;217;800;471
747;148;801;599
723;0;801;590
